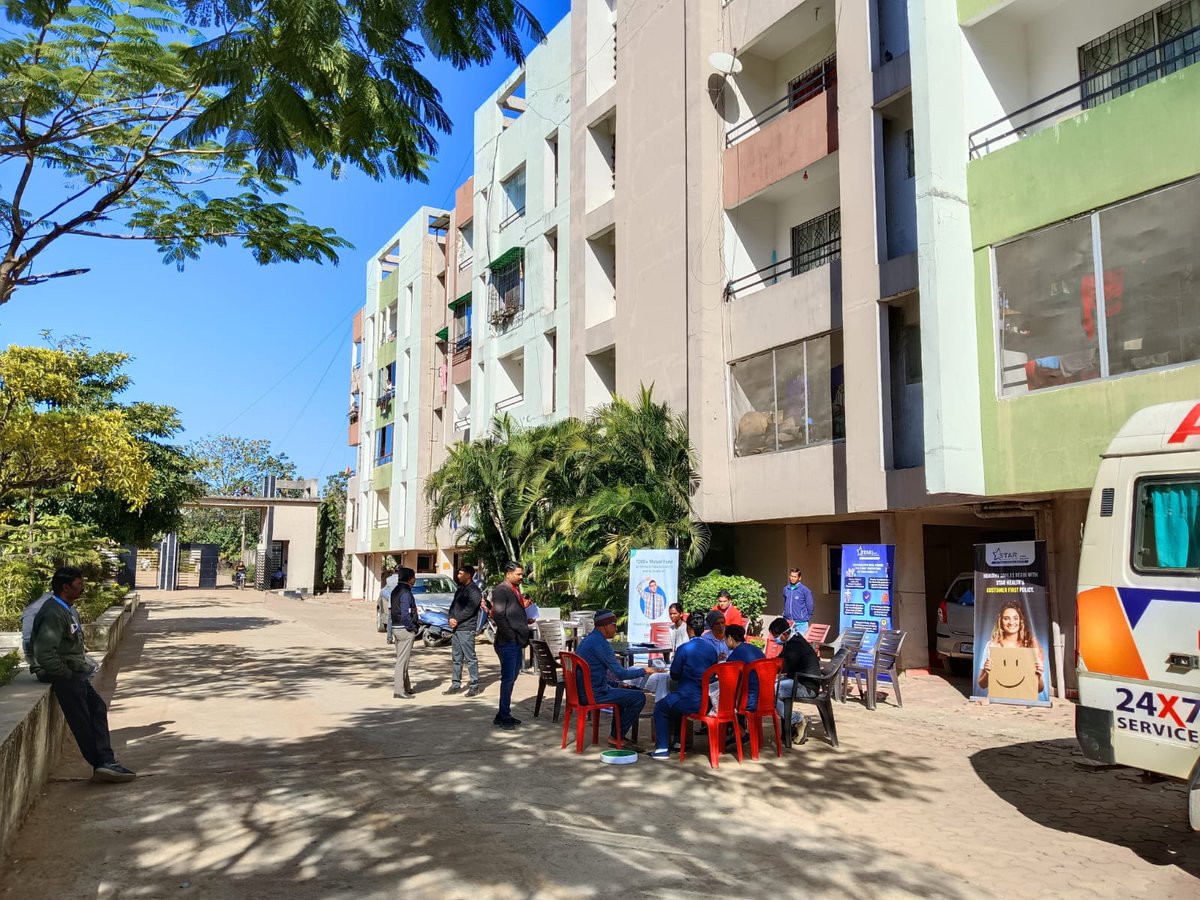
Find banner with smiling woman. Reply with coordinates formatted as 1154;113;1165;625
972;541;1052;707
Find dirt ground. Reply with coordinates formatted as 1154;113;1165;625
1;591;1197;899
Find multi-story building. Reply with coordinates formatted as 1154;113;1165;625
347;206;451;603
344;0;1199;694
911;0;1200;685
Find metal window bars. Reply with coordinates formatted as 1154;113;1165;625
726;54;837;147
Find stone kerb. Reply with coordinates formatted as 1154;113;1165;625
0;592;140;860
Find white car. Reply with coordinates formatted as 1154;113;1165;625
935;572;976;675
375;573;457;633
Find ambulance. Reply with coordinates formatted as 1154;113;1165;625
1076;400;1200;830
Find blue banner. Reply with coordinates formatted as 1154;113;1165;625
839;544;895;667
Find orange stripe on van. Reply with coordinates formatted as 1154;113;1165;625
1077;587;1148;680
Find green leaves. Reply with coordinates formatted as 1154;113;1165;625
0;0;542;303
424;389;709;608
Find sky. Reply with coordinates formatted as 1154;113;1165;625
0;0;570;488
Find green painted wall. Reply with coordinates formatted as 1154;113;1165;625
969;67;1200;495
376;274;399;312
371;527;391;552
373;461;392;484
377;338;397;368
968;66;1200;249
957;0;1008;25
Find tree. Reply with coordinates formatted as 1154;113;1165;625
189;434;295;495
0;344;154;508
315;470;348;591
0;0;542;305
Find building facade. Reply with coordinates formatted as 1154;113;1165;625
344;0;1200;692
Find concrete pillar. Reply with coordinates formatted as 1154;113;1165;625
879;511;929;670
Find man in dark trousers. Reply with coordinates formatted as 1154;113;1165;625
391;567;419;699
575;609;656;749
769;617;822;743
445;564;483;697
490;562;531;729
30;567;136;783
782;567;815;634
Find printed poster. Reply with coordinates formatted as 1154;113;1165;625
971;541;1051;707
627;548;678;644
839;544;895;668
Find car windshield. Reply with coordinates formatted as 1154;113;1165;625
413;577;455;594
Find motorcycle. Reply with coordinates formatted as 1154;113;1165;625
417;607;454;648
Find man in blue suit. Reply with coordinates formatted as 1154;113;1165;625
575;609;655;749
650;612;721;760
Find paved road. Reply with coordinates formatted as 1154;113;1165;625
2;592;1197;899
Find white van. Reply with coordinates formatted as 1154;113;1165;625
1075;399;1200;830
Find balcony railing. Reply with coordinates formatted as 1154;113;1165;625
969;24;1200;157
726;55;836;147
725;236;841;300
453;416;470;431
375;453;392;466
495;394;523;413
376;388;395;408
458;255;473;271
499;206;525;230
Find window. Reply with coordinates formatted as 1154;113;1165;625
995;176;1200;396
501;167;526;227
352;339;362;369
547;131;560;207
730;332;845;456
488;253;524;328
788;55;837;110
402;351;411;403
400;415;410;469
458;224;474;270
905;129;915;179
545;230;559;310
1080;1;1200;109
374;490;390;527
1132;477;1200;573
378;363;396;403
376;423;393;464
790;209;841;277
404;283;414;336
545;330;558;415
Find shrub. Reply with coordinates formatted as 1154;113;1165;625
0;651;19;687
680;571;768;633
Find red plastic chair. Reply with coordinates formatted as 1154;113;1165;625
736;657;784;759
559;652;622;753
804;623;830;653
680;662;745;768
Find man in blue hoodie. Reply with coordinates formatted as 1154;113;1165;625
782;567;814;635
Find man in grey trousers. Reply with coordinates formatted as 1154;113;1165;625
391;567;418;699
444;564;483;697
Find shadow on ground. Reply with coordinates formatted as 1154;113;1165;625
971;738;1200;878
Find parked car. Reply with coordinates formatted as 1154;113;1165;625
375;573;457;633
935;572;976;675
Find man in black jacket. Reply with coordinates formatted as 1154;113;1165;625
445;564;483;697
769;617;822;743
490;562;531;728
391;567;419;699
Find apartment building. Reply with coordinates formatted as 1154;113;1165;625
910;0;1200;684
457;20;573;437
343;0;1198;692
347;206;452;603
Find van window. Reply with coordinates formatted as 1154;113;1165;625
1132;477;1200;573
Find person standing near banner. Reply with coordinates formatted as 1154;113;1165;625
783;568;814;634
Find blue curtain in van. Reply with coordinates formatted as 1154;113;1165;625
1150;483;1200;569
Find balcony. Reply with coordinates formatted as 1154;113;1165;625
452;334;472;367
969;24;1200;158
458;255;473;271
495;394;523;414
723;53;838;209
726;207;841;301
499;206;525;230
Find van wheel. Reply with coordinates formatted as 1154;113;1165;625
1189;768;1200;832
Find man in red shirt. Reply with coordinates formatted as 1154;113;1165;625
711;589;747;629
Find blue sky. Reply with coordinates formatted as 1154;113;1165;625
0;0;569;487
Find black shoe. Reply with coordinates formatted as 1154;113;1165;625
443;686;462;695
92;763;136;783
493;717;517;730
464;685;482;698
504;716;522;726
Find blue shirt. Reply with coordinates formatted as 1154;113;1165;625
576;629;646;701
728;641;766;710
668;636;721;712
783;582;814;623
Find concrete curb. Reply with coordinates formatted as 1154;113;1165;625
0;592;140;860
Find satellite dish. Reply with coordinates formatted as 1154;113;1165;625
708;51;742;76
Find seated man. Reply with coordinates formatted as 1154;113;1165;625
770;618;822;743
650;613;720;760
724;623;765;711
712;590;747;629
575;610;656;749
698;610;728;661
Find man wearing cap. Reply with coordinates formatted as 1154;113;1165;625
575;610;656;749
